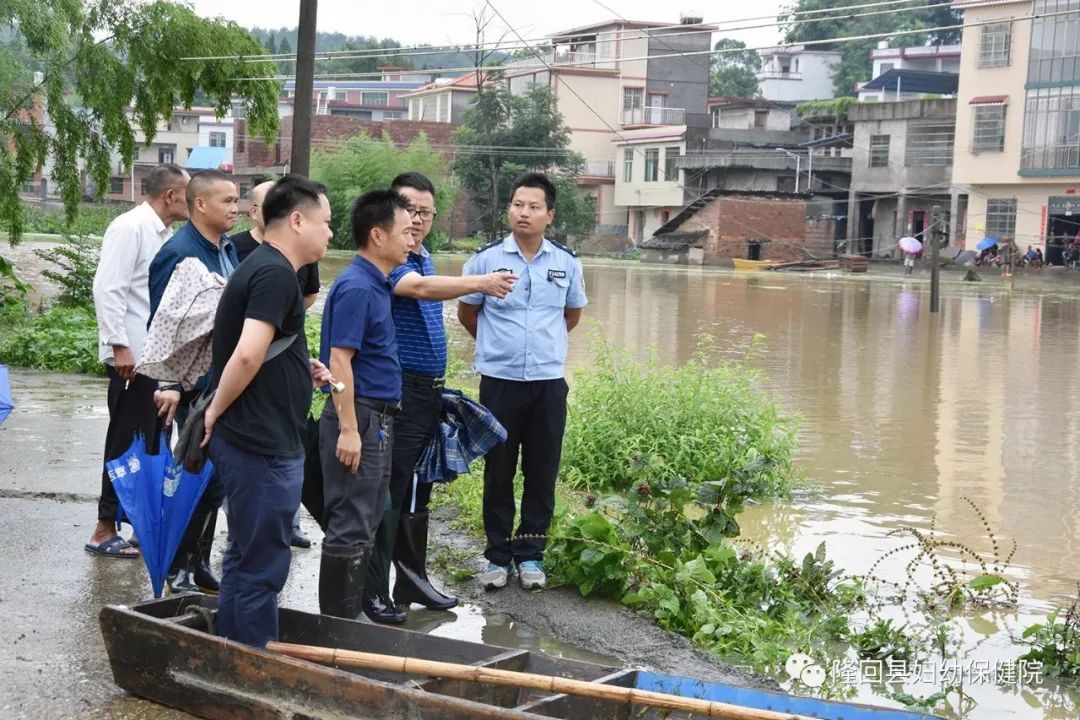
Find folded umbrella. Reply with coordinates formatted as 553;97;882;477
416;389;507;484
0;364;12;425
105;432;215;597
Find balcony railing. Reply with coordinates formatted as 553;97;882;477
757;70;803;81
622;106;685;126
583;160;615;177
546;50;599;66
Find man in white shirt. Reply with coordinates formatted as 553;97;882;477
86;164;190;558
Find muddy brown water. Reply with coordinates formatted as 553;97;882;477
321;254;1080;718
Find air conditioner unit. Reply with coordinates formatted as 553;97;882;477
679;12;703;24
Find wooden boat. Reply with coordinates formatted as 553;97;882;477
732;259;783;270
100;595;944;720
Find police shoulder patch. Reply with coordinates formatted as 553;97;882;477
548;240;578;257
474;239;502;254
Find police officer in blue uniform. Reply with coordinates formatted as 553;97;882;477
457;172;588;591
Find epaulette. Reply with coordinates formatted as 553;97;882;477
474;239;502;253
548;240;578;257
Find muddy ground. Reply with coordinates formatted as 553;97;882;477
0;369;759;719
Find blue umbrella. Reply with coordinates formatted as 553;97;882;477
417;389;506;484
105;433;214;597
977;236;999;252
0;364;11;425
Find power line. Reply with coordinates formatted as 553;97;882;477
221;6;1056;83
179;0;935;63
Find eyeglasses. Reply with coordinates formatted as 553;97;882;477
407;208;437;222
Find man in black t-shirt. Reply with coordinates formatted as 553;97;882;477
233;180;321;309
234;179;320;548
202;176;334;648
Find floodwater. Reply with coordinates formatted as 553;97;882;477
323;254;1080;718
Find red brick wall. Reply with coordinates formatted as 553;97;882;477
674;194;813;263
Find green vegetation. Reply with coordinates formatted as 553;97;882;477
0;304;101;375
453;81;596;246
311;132;454;250
710;39;762;98
1;0;280;245
795;97;858;123
1020;588;1080;686
34;236;99;308
19;204;125;238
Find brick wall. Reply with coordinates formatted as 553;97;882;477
666;193;816;263
804;217;837;259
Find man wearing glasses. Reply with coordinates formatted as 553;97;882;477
361;172;516;624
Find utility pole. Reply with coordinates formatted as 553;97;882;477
290;0;317;178
930;205;942;313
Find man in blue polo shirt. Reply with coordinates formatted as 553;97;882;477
458;172;587;591
361;173;516;624
317;189;414;619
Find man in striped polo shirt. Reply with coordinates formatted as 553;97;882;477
362;173;516;624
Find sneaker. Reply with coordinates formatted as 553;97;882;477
479;562;510;590
517;560;546;590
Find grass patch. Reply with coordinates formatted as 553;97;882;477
0;304;102;375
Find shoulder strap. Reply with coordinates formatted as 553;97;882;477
475;239;502;253
548;239;578;257
263;334;297;365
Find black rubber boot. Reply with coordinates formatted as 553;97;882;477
361;592;407;624
393;510;458;611
194;511;220;592
318;545;371;620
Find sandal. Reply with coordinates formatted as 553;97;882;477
84;536;141;559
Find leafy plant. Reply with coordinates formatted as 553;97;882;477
0;253;31;307
1020;587;1080;684
34;236;99;308
0;305;102;374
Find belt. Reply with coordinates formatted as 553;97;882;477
403;373;445;389
356;397;401;416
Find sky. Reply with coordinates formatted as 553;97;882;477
186;0;790;54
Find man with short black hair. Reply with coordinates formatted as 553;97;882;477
202;175;334;647
87;163;189;559
148;168;241;592
362;172;515;623
458;172;587;592
317;189;414;619
233;178;321;548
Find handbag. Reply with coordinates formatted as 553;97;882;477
173;333;297;472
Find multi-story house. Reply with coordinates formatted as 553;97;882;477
103;108;203;202
402;73;483;124
756;46;841;102
846;99;962;256
280;71;429;122
953;0;1080;264
502;15;713;238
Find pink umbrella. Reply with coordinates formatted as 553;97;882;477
898;236;922;254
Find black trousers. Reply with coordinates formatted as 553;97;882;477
366;376;440;596
479;376;568;566
99;367;160;523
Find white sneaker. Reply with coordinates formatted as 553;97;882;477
517;560;546;590
480;563;510;590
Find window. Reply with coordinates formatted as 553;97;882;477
159;147;175;164
869;134;890;167
623;148;633;182
663;146;680;181
905;121;955;166
209;132;226;148
236;134;245;153
334;90;348;101
21;179;37;194
644;148;659;182
972;105;1006;152
239;183;250;198
383;111;404;121
361;91;389;106
979;22;1012;67
623;88;643;111
754;110;768;129
880;62;894;74
1022;87;1080;171
140;178;149;196
986;199;1017;238
1028;2;1080;85
110;177;124;195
